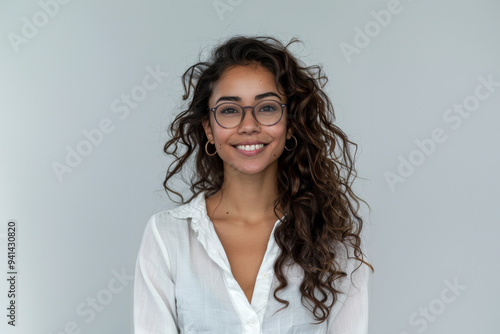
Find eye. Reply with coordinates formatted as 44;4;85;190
219;106;240;115
258;102;279;113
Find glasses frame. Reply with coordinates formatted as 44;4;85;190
209;99;287;129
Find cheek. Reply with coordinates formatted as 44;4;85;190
211;130;229;151
274;126;289;144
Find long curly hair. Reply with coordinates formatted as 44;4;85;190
163;35;373;323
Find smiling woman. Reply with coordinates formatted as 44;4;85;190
133;35;373;334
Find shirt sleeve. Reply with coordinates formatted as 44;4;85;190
134;215;179;334
326;260;370;334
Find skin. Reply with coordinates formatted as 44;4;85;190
203;64;292;224
202;64;292;303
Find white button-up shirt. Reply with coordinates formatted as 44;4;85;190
134;192;370;334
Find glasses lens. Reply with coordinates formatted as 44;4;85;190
254;100;282;125
214;100;284;128
215;103;242;128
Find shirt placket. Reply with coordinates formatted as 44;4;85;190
193;208;283;334
203;216;262;333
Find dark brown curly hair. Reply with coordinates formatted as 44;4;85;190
163;35;373;324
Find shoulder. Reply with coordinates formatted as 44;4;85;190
143;207;189;239
142;191;208;239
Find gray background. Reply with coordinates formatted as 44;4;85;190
1;0;499;333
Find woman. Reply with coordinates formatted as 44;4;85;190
134;35;373;334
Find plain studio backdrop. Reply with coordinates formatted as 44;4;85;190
1;0;499;333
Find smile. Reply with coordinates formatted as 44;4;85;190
235;144;265;151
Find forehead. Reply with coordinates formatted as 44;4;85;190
219;63;273;80
210;65;283;101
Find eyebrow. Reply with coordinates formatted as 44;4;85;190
215;92;282;105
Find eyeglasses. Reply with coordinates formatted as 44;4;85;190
209;100;287;129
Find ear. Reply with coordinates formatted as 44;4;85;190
203;119;214;143
286;127;292;140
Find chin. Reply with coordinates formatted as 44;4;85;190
227;162;278;176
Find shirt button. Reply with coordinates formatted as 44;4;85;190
250;319;257;326
262;272;269;279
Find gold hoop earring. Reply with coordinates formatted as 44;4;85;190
205;141;217;156
284;135;297;151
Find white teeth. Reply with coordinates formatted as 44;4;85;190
236;144;264;151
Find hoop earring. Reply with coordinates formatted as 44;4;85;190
205;141;217;156
284;135;297;151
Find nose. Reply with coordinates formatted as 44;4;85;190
237;107;260;134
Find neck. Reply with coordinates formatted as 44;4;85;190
208;165;281;226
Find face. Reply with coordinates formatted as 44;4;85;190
203;64;292;177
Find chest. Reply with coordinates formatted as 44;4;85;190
213;223;274;303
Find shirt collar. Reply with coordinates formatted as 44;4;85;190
168;191;285;276
168;190;286;235
167;191;209;233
